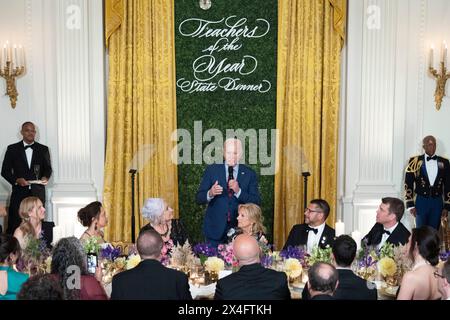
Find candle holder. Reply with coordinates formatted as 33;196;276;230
1;43;26;109
429;62;450;110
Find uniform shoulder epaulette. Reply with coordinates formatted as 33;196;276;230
406;156;422;173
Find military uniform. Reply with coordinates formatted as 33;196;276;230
404;154;450;229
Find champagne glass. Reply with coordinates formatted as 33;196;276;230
33;164;40;180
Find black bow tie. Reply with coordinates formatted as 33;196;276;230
383;229;391;236
24;144;34;150
427;155;437;161
306;226;318;234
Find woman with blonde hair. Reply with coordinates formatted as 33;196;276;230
13;197;54;249
230;203;268;244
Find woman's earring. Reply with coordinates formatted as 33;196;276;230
95;222;98;231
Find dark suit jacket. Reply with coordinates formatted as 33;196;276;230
110;259;192;300
1;141;52;199
405;154;450;210
302;269;377;300
362;222;410;247
283;223;335;250
214;263;291;300
196;163;261;241
311;294;335;300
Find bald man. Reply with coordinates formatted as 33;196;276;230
405;135;450;230
307;262;339;300
214;234;290;300
197;138;261;246
111;229;192;300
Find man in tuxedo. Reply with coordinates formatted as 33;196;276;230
362;197;410;249
214;234;290;300
405;135;450;230
437;260;450;300
111;228;192;300
196;138;261;246
282;199;335;252
303;235;377;300
1;122;52;234
307;262;339;300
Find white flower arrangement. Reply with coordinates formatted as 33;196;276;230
204;256;225;273
284;258;302;278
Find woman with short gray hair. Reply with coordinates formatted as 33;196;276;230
140;198;189;247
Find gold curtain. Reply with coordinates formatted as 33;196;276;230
274;0;346;250
103;0;179;242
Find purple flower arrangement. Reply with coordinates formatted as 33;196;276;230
440;251;450;262
100;244;121;261
260;255;273;268
358;253;378;269
193;243;218;258
280;246;308;262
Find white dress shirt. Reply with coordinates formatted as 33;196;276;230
425;154;438;186
378;222;398;250
306;222;326;254
23;141;34;169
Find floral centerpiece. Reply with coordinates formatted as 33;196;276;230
193;243;217;265
217;243;237;269
16;235;51;276
204;256;224;284
306;245;332;266
378;257;397;286
170;240;198;272
355;246;379;281
283;258;303;283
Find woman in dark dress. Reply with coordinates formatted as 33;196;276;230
13;196;54;250
140;198;189;247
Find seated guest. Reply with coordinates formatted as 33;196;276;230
283;199;335;253
0;234;29;300
17;273;63;300
0;205;6;233
362;197;410;249
140;198;188;246
214;234;290;300
397;225;441;300
78;201;108;244
228;203;268;244
13;196;54;249
111;228;192;300
51;237;107;300
307;262;339;300
437;260;450;300
302;235;377;300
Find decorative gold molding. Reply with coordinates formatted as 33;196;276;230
0;61;25;108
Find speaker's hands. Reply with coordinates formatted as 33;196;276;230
208;180;223;197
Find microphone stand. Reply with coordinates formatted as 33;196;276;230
129;169;137;243
302;172;311;209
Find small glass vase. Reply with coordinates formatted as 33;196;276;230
204;270;219;285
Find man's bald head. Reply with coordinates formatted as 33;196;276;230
233;234;260;265
307;262;339;295
137;229;163;259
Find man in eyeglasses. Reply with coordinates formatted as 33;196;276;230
282;199;335;253
436;260;450;300
1;122;52;234
404;135;450;230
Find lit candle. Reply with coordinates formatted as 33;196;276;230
13;44;17;67
6;41;11;62
20;46;25;68
444;41;448;67
335;220;345;237
429;44;434;69
351;230;362;250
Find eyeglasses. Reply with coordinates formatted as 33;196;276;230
433;271;445;279
304;208;323;214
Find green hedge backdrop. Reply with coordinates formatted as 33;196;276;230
175;0;277;243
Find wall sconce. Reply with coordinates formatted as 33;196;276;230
0;41;26;108
429;42;450;110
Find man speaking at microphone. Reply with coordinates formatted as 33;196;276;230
196;138;261;246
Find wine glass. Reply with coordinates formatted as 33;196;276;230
33;164;40;180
